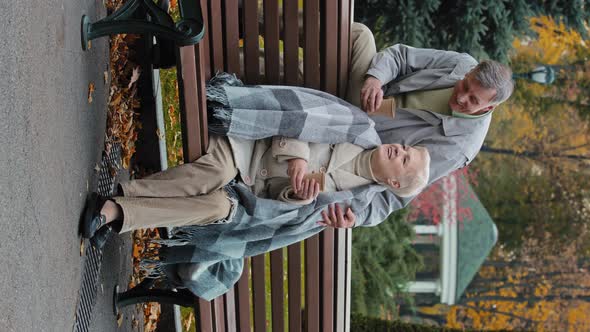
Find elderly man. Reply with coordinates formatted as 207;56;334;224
320;23;514;228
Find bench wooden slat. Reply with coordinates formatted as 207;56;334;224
208;0;225;74
197;298;214;331
224;288;237;332
344;229;352;332
251;255;267;332
334;228;348;332
196;43;209;154
305;235;320;332
282;0;299;86
199;0;212;80
235;258;251;332
322;0;339;95
287;243;302;332
270;249;285;331
213;297;226;332
223;0;241;75
243;0;260;84
321;228;335;332
303;0;320;89
337;0;351;98
178;45;205;162
263;0;280;84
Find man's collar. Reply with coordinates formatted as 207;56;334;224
452;110;493;119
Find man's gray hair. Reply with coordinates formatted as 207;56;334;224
472;60;514;105
389;146;431;198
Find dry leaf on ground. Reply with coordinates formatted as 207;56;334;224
128;67;141;88
117;313;123;327
183;311;195;331
156;129;164;140
88;83;95;104
131;315;138;329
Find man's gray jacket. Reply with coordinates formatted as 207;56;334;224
361;44;490;210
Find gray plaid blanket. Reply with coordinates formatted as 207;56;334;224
144;73;402;300
207;72;381;148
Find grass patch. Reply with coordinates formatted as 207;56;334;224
160;67;184;167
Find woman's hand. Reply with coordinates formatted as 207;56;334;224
287;158;308;192
293;178;320;201
318;204;356;228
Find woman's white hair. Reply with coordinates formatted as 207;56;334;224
388;146;431;198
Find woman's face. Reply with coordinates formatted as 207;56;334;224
370;144;425;188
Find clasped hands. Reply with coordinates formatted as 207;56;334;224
287;158;356;228
287;158;320;200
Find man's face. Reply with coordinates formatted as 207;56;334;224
449;72;497;115
370;144;426;188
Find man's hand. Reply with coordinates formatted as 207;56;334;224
318;204;356;228
360;76;384;113
287;158;308;192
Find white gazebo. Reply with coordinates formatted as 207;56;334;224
405;174;498;305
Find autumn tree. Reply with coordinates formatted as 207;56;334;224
354;1;589;62
413;228;590;331
473;15;590;249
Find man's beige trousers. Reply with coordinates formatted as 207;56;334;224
116;135;237;233
345;23;377;108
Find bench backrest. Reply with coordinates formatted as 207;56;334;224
176;1;353;331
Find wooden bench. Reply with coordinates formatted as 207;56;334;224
176;1;354;331
92;0;355;330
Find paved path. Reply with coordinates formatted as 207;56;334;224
1;1;138;331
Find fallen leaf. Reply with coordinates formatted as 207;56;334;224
183;311;194;331
128;67;141;88
88;82;95;104
117;313;123;327
156;129;164;140
132;317;138;329
105;142;112;156
132;243;141;258
109;92;122;106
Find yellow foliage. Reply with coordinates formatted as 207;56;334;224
417;303;448;315
512;16;584;65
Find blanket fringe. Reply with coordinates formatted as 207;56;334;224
207;71;244;88
139;258;166;280
206;72;245;135
207;107;233;136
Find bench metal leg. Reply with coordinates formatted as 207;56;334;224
81;0;204;50
113;279;195;315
